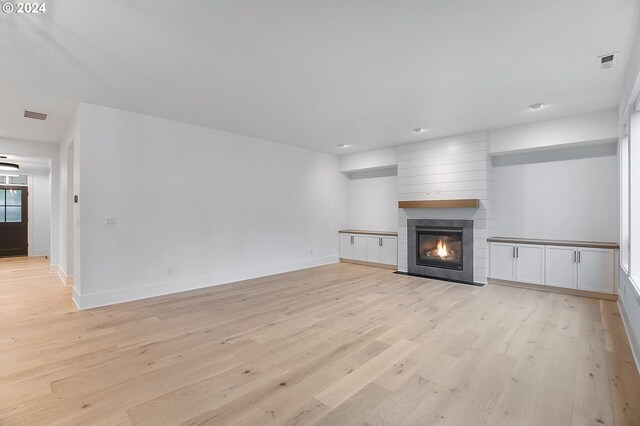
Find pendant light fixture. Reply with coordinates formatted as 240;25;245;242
0;162;19;171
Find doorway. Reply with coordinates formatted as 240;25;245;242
0;185;28;256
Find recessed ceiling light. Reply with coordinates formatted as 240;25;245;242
528;103;546;110
337;144;350;148
413;128;426;133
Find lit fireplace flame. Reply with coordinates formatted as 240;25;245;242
436;239;448;258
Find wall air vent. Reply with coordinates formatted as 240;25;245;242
598;52;617;69
24;110;48;120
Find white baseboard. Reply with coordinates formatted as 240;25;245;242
73;255;339;310
72;287;81;310
50;264;73;287
29;249;50;257
618;296;640;375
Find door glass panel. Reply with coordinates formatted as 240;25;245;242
5;189;21;205
0;208;4;222
5;206;21;222
0;189;5;206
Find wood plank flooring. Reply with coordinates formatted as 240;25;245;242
1;256;639;425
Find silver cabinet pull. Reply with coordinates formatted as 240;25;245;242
350;236;354;244
573;251;576;263
512;246;516;258
578;250;581;263
379;238;382;247
516;247;519;258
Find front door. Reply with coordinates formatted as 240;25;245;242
0;186;28;257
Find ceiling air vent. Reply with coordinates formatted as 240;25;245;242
24;110;48;120
598;52;617;69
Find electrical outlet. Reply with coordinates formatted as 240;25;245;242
167;267;173;275
309;249;314;255
106;218;116;226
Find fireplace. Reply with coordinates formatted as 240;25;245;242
408;219;474;283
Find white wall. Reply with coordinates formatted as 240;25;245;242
619;22;640;121
72;103;349;309
489;109;618;155
493;145;619;242
348;169;397;232
28;169;51;256
619;271;640;371
57;110;80;283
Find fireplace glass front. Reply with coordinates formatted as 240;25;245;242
416;227;463;270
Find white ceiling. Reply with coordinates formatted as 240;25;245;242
1;0;638;154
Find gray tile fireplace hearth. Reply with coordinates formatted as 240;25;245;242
407;219;474;283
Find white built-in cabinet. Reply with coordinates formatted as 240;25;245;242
544;246;577;288
339;234;367;262
366;236;398;265
489;243;545;285
545;246;614;293
489;240;616;295
489;243;518;281
340;231;397;267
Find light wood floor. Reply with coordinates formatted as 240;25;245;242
1;257;639;426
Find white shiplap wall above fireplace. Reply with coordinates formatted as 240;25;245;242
397;131;493;283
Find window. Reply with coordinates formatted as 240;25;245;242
621;135;629;271
630;110;640;284
0;188;23;223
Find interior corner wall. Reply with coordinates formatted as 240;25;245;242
73;103;349;309
493;152;619;242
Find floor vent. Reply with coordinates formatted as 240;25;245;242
24;110;48;120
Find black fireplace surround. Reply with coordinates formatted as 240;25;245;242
407;219;474;283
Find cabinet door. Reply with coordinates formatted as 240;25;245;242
545;246;577;289
366;236;382;263
381;237;398;265
577;248;614;293
352;235;367;261
339;234;354;260
515;244;545;285
489;243;516;280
